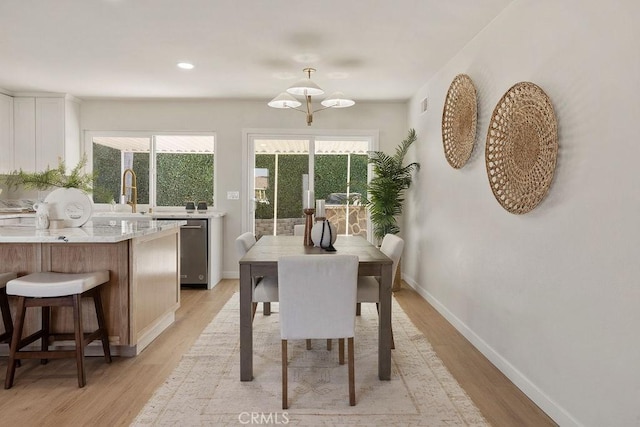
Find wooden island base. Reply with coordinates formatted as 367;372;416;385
0;226;180;356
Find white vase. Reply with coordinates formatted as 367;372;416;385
311;220;337;249
44;188;93;227
33;202;50;230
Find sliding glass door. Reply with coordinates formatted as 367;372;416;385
246;131;374;240
314;140;368;236
251;138;309;238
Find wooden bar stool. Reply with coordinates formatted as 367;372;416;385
0;272;18;344
4;271;112;389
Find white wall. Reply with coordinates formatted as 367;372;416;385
80;99;408;278
405;1;640;426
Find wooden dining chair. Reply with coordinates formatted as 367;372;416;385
278;254;359;409
357;233;404;349
235;232;278;320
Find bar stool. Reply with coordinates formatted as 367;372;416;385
4;271;112;389
0;272;17;344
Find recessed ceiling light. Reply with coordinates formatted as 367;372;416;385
177;62;194;70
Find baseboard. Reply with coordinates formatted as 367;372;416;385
402;273;580;427
223;270;239;279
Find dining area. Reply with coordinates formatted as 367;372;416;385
124;220;531;425
237;230;399;408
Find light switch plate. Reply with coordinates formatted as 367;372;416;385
227;191;240;200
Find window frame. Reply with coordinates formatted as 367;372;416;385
84;130;217;210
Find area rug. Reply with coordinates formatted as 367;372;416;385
132;293;489;426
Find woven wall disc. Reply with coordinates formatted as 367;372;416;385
485;82;558;214
442;74;478;169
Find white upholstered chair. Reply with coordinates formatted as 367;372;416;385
278;254;359;409
292;224;334;350
235;232;278;319
357;233;404;349
293;224;305;236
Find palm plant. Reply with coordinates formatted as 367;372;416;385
366;129;420;242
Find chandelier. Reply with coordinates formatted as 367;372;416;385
268;68;355;126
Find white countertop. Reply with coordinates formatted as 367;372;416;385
0;212;34;220
92;210;226;219
0;210;226;221
0;218;184;243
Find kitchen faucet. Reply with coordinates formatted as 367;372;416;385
122;168;137;213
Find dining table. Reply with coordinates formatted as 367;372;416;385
239;234;393;381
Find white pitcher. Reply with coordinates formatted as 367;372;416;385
33;202;50;230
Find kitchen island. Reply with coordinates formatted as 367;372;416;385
94;210;226;289
0;218;184;356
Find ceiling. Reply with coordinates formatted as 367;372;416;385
0;0;512;102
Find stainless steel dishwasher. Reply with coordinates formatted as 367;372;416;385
160;218;208;287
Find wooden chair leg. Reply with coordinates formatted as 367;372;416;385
73;294;86;388
0;289;13;343
93;288;112;363
327;339;332;351
40;306;50;364
281;339;288;410
5;296;26;389
263;302;271;316
356;302;361;316
0;289;19;367
348;337;355;406
306;339;311;350
339;338;345;365
390;325;395;350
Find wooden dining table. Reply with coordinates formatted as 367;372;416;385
239;234;393;381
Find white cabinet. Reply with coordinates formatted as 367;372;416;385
13;95;80;172
13;97;36;171
0;93;13;173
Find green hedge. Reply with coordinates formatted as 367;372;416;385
255;153;367;219
157;153;214;206
92;144;213;206
93;146;362;212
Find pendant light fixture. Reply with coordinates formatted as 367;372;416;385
268;68;355;126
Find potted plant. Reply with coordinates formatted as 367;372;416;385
4;155;97;227
366;129;420;290
5;155;94;193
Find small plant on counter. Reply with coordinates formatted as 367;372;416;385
5;155;94;193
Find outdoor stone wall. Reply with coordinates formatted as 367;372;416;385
255;205;367;239
325;205;367;238
255;217;305;239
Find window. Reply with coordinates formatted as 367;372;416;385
87;132;215;208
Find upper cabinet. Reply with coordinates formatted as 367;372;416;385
12;94;81;173
12;97;36;172
0;93;13;174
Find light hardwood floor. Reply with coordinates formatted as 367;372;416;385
0;279;557;426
